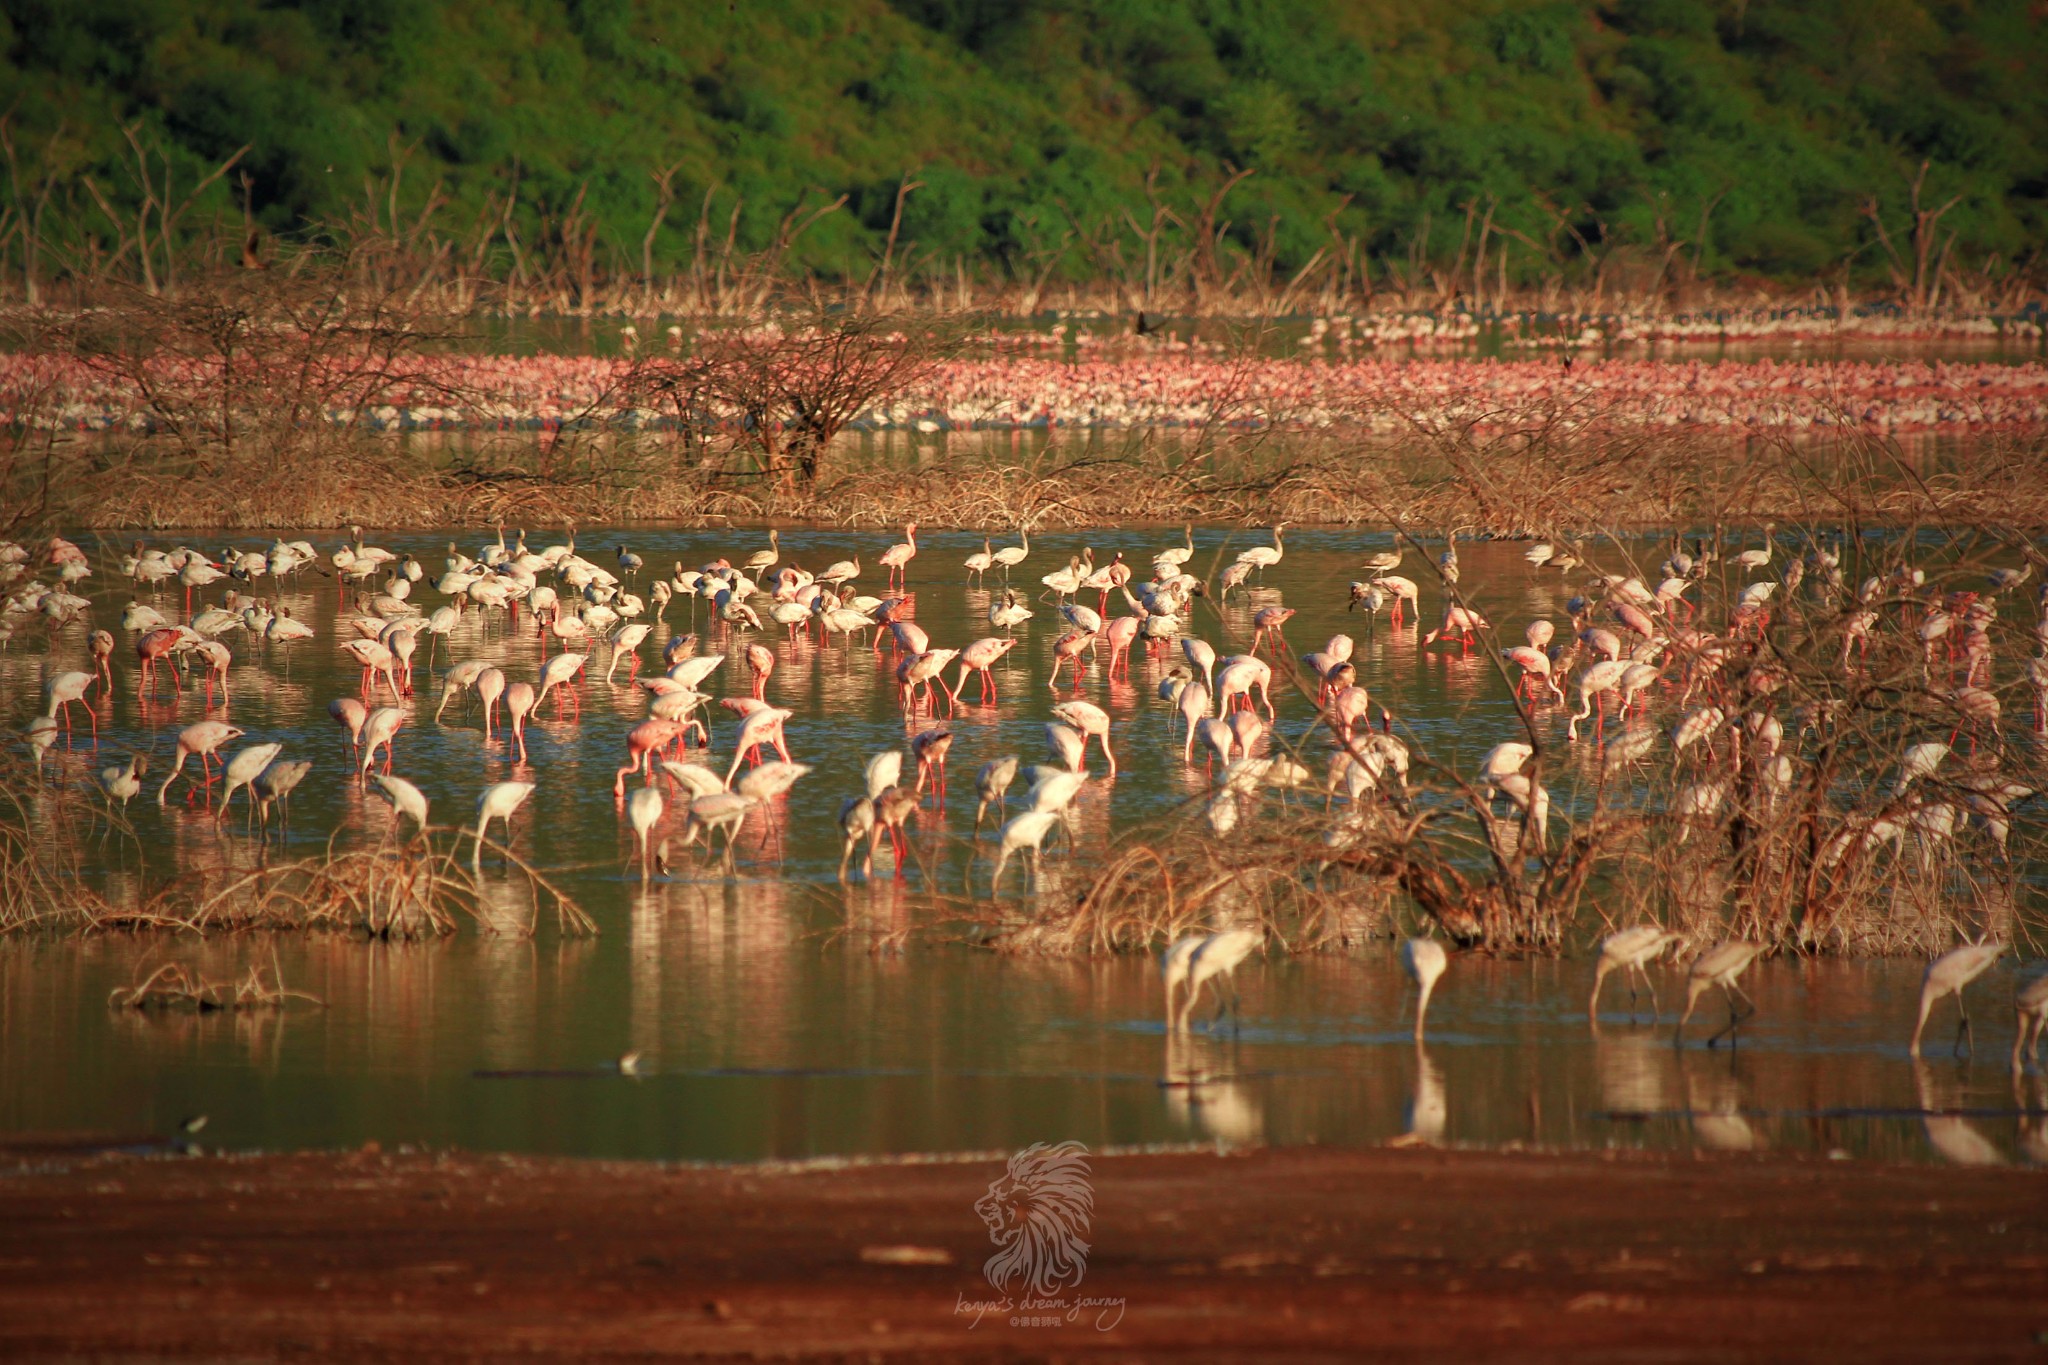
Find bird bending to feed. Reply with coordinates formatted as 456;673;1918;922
1675;940;1763;1047
2014;974;2048;1071
1909;940;2005;1058
472;781;536;869
1402;937;1448;1041
1590;926;1680;1021
1176;928;1262;1034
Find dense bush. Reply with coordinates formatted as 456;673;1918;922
0;0;2041;290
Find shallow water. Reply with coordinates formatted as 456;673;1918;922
3;526;2045;1167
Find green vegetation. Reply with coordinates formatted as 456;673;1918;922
0;0;2043;299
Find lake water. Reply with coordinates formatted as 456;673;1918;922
3;527;2045;1168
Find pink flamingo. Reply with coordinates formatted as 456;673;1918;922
476;666;507;738
724;707;793;785
1250;605;1295;658
1101;615;1140;679
155;720;243;804
342;638;402;701
746;643;775;699
136;628;185;695
1048;630;1091;691
911;725;954;805
615;718;685;795
43;670;97;739
328;697;368;753
879;523;918;592
1503;646;1563;702
1215;657;1275;718
1052;699;1116;776
89;629;114;689
954;637;1016;703
505;681;536;762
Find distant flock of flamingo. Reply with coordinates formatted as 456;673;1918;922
1;352;2043;433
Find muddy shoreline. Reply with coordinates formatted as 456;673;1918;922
2;1142;2043;1361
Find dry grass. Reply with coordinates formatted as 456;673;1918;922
0;754;593;939
108;957;323;1012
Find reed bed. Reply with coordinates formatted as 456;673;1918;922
108;958;323;1012
0;758;593;939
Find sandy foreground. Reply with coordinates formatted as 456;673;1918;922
2;1139;2045;1362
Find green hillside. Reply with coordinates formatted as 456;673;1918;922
1;0;2043;292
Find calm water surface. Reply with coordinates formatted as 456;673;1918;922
3;527;2044;1168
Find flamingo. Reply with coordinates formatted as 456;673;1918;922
475;666;507;738
626;786;665;882
1675;941;1764;1048
471;781;536;869
989;810;1063;894
954;636;1016;703
973;756;1019;831
89;629;114;688
2015;974;2048;1070
1177;928;1261;1033
745;643;775;699
1249;605;1295;658
249;759;311;832
1590;926;1680;1021
42;670;96;739
1423;604;1490;649
868;777;917;875
605;623;651;683
1159;935;1207;1029
879;523;918;591
991;526;1030;581
1235;523;1286;579
1051;700;1115;776
98;754;148;808
835;796;877;880
357;707;404;776
505;682;537;762
614;719;685;795
136;627;185;695
724;707;792;786
745;528;780;574
1567;659;1629;741
1048;630;1091;690
1214;657;1274;719
1403;938;1449;1042
342;638;401;702
536;652;587;713
1182;638;1218;694
911;725;953;804
1375;576;1420;628
1154;525;1195;573
373;774;430;840
156;721;244;804
1732;523;1777;576
1046;722;1087;775
217;742;284;820
1503;646;1563;702
965;537;994;585
1910;941;2006;1058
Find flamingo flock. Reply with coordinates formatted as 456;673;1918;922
6;513;2048;1073
2;351;2045;434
